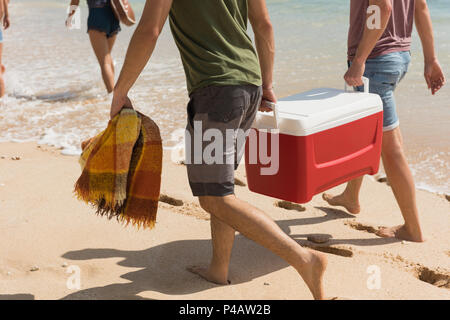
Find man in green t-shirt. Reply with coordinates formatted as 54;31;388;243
110;0;327;299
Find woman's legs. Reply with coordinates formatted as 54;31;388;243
88;30;116;93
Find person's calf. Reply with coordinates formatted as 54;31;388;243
189;196;235;285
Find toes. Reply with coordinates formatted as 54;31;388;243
322;193;333;203
375;228;394;238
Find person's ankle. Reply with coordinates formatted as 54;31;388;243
209;262;229;278
294;249;315;271
402;224;424;241
343;192;359;205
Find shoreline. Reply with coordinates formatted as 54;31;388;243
1;139;449;197
1;142;449;300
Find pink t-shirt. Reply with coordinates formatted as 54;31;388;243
348;0;415;60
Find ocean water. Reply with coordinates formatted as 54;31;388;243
1;0;449;194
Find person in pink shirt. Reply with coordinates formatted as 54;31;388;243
324;0;445;242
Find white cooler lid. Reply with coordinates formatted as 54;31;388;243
253;87;383;136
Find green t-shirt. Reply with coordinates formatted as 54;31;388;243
169;0;262;95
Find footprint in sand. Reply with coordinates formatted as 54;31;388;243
159;194;184;207
304;244;354;258
173;202;210;221
234;178;247;187
416;266;450;289
275;201;306;212
159;195;210;221
382;252;450;290
344;221;380;234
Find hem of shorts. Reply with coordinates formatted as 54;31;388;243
87;27;121;38
192;190;235;198
383;121;400;132
189;79;262;96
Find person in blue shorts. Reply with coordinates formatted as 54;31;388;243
66;0;121;93
324;0;445;242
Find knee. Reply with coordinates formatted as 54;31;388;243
382;141;404;162
100;57;113;69
198;196;231;214
199;196;218;213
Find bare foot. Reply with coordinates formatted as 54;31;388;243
296;250;328;300
322;193;361;214
376;224;425;243
187;266;230;285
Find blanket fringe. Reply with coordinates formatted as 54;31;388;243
74;185;126;208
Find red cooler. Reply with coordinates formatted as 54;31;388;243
245;79;383;204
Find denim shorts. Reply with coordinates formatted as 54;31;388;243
87;5;121;38
185;85;262;197
0;29;3;43
349;51;411;131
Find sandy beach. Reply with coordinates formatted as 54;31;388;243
0;142;449;300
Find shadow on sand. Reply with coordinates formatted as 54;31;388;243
0;294;35;300
61;207;399;299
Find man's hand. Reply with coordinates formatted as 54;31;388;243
65;6;78;28
110;93;133;119
344;60;366;87
424;59;445;95
3;15;10;30
259;87;277;112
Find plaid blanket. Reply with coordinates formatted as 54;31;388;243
74;108;162;229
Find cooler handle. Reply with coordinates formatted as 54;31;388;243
345;76;370;93
263;100;279;130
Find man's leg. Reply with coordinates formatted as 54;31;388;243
191;195;327;300
186;86;327;299
376;128;424;242
188;215;235;285
322;177;363;214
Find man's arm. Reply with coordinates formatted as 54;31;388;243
248;0;276;110
345;0;392;86
110;0;173;118
415;0;445;95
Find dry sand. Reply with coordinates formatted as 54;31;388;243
0;142;449;300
